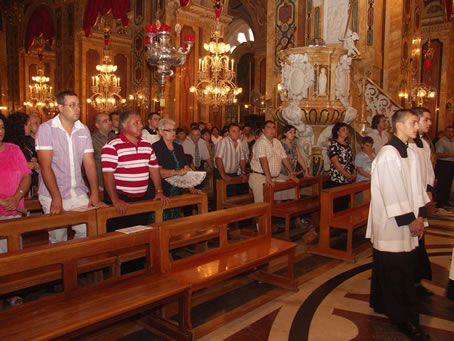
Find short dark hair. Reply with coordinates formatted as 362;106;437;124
211;126;220;134
201;128;211;136
227;123;240;131
109;112;120;119
0;113;6;125
371;114;385;129
176;128;185;135
119;111;138;132
391;109;416;132
56;90;77;105
361;136;374;145
282;125;296;135
331;122;348;140
411;107;431;119
148;112;160;120
261;120;275;131
191;127;200;133
190;122;198;129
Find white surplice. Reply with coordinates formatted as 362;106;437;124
366;143;430;252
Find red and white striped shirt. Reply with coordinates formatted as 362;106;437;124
101;133;158;197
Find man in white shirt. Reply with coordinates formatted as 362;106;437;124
367;109;430;340
367;114;389;154
141;112;160;145
213;123;248;206
182;127;213;170
249;120;298;203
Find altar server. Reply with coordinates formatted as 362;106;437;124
409;107;435;296
366;109;430;341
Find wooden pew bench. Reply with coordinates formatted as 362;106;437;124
24;198;43;214
263;176;325;240
96;193;209;276
0;232;192;341
153;202;298;329
216;176;254;210
0;210;115;295
307;181;371;261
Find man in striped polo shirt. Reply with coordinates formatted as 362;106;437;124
36;90;107;243
101;111;169;231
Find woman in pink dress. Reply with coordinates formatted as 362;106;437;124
0;113;32;253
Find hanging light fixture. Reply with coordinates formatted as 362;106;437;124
24;50;57;116
144;3;194;89
189;2;242;107
87;27;126;113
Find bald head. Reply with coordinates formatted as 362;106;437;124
94;113;112;136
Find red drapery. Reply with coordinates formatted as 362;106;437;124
25;7;55;53
83;0;130;37
446;0;453;21
180;0;191;8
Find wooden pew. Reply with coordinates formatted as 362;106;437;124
263;176;325;240
307;181;371;261
0;231;192;341
96;193;209;276
24;198;42;213
0;210;115;295
153;202;297;329
216;176;253;210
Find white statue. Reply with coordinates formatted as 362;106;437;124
282;100;314;165
301;54;315;98
335;55;351;108
281;53;315;100
317;124;334;172
318;67;327;96
340;29;360;57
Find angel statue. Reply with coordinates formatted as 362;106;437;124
340;29;360;57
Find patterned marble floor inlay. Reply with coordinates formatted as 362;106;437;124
200;213;454;341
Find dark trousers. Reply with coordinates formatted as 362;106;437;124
370;248;419;324
435;160;454;207
212;168;248;210
103;191;153;232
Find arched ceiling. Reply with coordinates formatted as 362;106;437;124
228;0;266;43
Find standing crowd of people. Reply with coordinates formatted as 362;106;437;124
0;91;453;339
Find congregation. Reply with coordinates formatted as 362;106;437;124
0;91;454;341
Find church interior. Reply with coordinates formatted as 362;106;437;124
0;0;454;340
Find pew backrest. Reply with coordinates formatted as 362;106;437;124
0;209;98;252
96;193;208;234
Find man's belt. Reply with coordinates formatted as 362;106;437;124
252;170;280;179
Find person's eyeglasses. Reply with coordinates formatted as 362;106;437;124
64;103;81;108
161;128;176;132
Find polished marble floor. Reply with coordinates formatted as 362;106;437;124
197;208;454;341
80;208;454;341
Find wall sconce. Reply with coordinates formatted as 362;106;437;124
398;80;409;99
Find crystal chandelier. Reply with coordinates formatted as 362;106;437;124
144;22;195;88
87;27;126;113
24;56;57;115
189;10;242;106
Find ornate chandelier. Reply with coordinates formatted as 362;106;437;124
189;10;242;106
144;23;195;88
24;56;57;115
87;27;126;113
